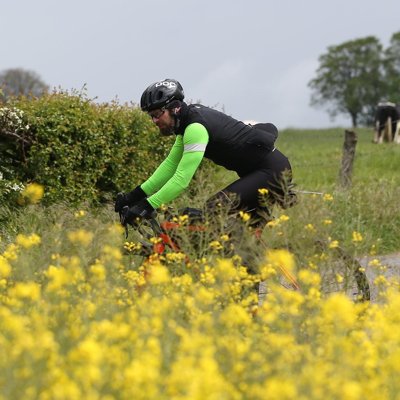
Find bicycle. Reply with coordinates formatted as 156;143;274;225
118;202;370;302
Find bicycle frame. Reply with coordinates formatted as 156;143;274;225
126;211;302;292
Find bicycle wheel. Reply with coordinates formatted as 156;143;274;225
319;247;370;302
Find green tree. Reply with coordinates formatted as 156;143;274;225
309;36;385;127
0;68;48;101
383;31;400;104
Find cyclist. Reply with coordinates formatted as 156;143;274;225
115;78;296;226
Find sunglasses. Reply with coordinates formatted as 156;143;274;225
148;107;166;120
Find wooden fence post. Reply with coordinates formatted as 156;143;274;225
339;129;357;188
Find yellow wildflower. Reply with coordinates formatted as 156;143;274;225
9;282;41;301
74;210;86;218
67;229;94;247
16;233;41;249
368;258;381;267
148;264;170;285
323;193;334;201
305;223;315;232
165;252;186;263
328;239;339;249
352;231;363;243
298;269;321;287
0;256;11;278
336;273;344;283
178;214;189;224
266;249;295;273
20;182;44;204
3;243;18;260
45;267;67;292
239;211;251;222
258;188;269;195
90;262;106;281
220;234;230;242
209;240;223;251
220;304;252;327
267;219;279;228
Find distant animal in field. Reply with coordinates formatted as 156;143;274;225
373;101;400;144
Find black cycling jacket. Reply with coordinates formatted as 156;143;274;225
176;103;277;176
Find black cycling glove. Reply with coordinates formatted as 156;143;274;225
114;185;147;212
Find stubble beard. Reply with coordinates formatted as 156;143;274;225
159;122;175;136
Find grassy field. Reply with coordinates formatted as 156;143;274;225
197;127;399;255
279;127;400;189
277;127;400;254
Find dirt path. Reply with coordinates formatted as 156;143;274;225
359;252;400;301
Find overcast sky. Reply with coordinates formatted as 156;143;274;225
2;0;400;129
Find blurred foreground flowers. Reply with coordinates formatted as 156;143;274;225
0;222;399;400
18;182;44;205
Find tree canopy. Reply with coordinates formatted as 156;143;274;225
0;68;48;102
383;32;400;104
309;36;386;127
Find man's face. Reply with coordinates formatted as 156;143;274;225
148;108;175;136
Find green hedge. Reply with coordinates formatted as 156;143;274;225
0;90;171;204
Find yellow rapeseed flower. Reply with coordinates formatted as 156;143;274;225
369;244;377;256
45;265;70;291
67;229;94;247
368;258;381;267
0;255;11;278
305;223;315;232
322;292;356;328
267;219;279;228
178;214;189;224
9;282;41;301
220;304;252;328
352;231;363;243
266;249;295;273
148;264;170;285
20;182;44;204
323;193;334;202
90;262;106;281
74;210;86;218
3;243;18;260
298;269;321;287
258;188;269;195
16;233;41;249
165;252;186;263
239;211;251;222
329;239;339;249
209;240;223;251
215;259;237;280
336;273;344;283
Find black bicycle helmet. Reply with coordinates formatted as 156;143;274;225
140;79;184;112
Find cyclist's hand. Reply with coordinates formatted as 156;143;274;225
120;199;156;226
114;186;146;212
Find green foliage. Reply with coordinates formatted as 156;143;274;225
1;89;171;204
383;32;400;103
309;36;385;127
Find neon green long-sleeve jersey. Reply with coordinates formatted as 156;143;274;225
140;122;209;208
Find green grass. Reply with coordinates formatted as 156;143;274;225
279;127;400;189
207;127;400;254
276;127;400;254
